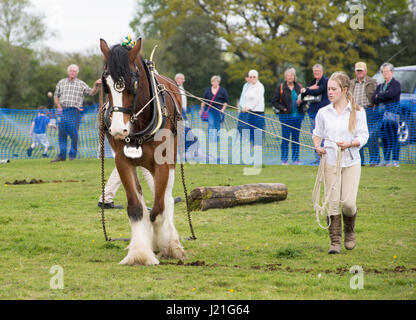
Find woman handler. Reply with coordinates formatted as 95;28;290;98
313;72;369;254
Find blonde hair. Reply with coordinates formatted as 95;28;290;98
329;71;361;133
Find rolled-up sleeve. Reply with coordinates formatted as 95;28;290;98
312;110;325;138
82;81;93;96
354;109;369;148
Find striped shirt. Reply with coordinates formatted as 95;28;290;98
54;78;92;108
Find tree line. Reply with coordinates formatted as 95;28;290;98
1;0;415;109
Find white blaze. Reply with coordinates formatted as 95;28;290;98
106;75;131;139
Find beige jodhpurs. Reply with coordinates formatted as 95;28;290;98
324;163;361;217
99;167;122;204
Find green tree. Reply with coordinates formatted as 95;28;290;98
131;1;232;103
131;0;410;105
386;14;416;67
332;0;410;74
0;40;36;108
25;63;66;108
0;0;47;47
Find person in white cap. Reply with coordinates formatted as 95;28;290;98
242;70;265;147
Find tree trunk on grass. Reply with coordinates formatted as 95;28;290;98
188;183;288;211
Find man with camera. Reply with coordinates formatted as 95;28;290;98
300;64;330;164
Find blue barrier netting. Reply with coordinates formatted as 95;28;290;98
1;102;415;165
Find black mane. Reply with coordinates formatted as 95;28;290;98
108;44;132;85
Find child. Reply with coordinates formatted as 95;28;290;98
27;106;56;158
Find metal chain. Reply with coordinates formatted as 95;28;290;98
98;81;195;241
163;102;197;240
99;85;110;242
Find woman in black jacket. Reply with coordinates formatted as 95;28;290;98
272;68;304;165
372;63;402;167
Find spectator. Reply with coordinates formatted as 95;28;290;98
237;72;250;139
349;62;377;166
372;63;401;167
313;72;369;254
272;67;304;165
200;75;229;145
52;64;101;162
174;73;199;160
301;64;330;164
47;91;57;127
241;69;265;147
27;106;56;158
175;73;188;124
47;92;54;109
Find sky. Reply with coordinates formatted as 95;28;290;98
31;0;137;53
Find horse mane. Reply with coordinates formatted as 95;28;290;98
108;44;133;84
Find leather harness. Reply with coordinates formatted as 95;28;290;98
102;58;179;148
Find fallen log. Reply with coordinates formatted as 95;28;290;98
188;183;288;211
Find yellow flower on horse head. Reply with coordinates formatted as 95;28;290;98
122;35;136;48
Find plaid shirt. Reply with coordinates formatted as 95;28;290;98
353;80;369;108
54;78;92;108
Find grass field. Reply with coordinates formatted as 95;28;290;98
0;159;415;300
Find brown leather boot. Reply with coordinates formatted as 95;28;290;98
327;215;342;254
343;212;357;250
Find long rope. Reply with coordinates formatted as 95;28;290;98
119;74;347;231
160;86;315;149
156;75;340;147
312;148;343;229
158;78;351;231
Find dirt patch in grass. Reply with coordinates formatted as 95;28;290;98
5;179;85;185
160;260;416;275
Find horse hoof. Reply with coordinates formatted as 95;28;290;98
158;242;187;260
119;252;160;266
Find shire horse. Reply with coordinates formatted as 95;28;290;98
99;38;186;265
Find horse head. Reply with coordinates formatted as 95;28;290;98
100;38;142;140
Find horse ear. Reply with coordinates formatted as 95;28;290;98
100;39;110;59
128;38;142;63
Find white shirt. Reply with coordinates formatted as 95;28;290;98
239;83;248;110
178;85;187;112
244;81;265;112
313;102;369;167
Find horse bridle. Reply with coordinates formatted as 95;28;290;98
101;64;140;130
101;58;170;148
